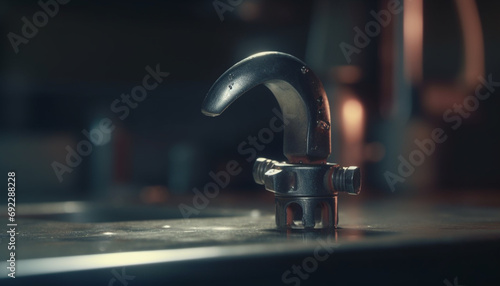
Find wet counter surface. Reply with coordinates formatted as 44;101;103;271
2;194;500;285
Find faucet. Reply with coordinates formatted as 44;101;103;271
202;51;361;229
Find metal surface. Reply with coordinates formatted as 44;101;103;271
201;52;361;229
2;197;500;285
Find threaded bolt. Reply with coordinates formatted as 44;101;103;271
332;166;361;195
253;158;279;185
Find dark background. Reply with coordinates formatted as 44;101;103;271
0;0;499;203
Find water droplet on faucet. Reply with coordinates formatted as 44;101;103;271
301;66;309;74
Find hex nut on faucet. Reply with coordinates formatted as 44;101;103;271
202;51;361;229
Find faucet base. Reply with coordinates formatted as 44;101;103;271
275;196;338;229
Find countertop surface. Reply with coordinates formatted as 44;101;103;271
2;193;500;285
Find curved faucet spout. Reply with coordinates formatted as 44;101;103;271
201;51;331;163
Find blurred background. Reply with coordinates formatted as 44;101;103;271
1;0;499;205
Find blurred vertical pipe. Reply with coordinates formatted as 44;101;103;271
88;124;134;202
373;0;420;193
391;0;417;122
113;127;132;184
89;118;113;198
454;0;484;87
403;0;423;86
167;143;197;195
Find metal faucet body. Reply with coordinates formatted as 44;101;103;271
202;52;360;229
